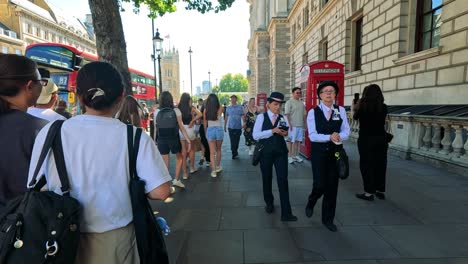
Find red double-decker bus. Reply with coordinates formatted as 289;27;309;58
25;43;156;107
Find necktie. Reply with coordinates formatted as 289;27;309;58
271;114;277;125
327;109;332;121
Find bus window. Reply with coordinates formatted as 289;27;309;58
26;45;74;70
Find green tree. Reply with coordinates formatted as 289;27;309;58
88;0;236;94
219;73;248;93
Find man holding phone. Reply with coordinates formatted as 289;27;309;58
253;92;297;222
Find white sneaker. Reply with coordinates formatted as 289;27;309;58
172;179;185;189
288;157;295;164
295;156;304;163
206;161;211;167
216;166;223;173
211;171;217;178
183;174;189;180
248;149;254;155
170;186;176;194
190;167;198;174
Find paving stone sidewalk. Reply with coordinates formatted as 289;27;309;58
150;134;468;264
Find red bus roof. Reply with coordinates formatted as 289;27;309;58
26;42;154;78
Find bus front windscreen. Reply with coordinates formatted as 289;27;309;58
25;46;75;71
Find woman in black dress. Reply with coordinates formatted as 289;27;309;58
353;84;388;201
243;98;258;155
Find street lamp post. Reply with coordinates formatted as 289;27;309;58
188;47;193;96
153;28;163;97
208;70;211;92
151;19;158;103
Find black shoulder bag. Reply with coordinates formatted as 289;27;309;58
127;125;169;264
252;112;269;166
0;120;81;263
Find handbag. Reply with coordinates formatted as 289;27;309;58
127;125;169;264
0;120;81;263
334;145;350;180
251;141;264;166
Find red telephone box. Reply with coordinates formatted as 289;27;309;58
256;93;267;112
300;61;345;159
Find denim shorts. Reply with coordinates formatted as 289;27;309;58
206;126;224;141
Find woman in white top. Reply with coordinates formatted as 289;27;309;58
27;62;171;263
203;94;224;177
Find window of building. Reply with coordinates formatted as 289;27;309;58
44;30;49;40
303;3;309;28
291;60;296;85
26;23;32;34
354;17;363;70
291;24;296;42
15;49;21;55
416;0;443;51
321;0;329;9
2;46;8;54
302;51;308;65
319;39;328;60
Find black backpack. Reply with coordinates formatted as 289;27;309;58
0;120;81;263
156;108;178;141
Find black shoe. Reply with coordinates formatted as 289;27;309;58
355;193;374;201
305;204;314;218
323;222;338;232
375;192;386;200
281;214;298;222
264;204;274;214
232;154;238;159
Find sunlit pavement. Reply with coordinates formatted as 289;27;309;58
150;132;468;264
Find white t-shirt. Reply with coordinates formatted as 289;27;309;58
27;115;171;233
27;107;67;122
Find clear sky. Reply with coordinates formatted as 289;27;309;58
45;0;250;94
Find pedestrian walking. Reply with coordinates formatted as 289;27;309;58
243;97;258;155
305;81;350;232
155;91;192;189
27;68;66;122
203;94;224;177
178;93;202;178
0;54;47;212
27;61;171;262
354;84;388;201
198;99;211;166
55;100;72;119
116;95;143;127
285;87;306;164
253;92;297;222
225;95;244;159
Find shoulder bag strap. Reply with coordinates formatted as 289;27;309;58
28;120;64;190
127;125;143;180
51;121;71;194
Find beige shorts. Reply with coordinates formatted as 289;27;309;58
74;223;140;264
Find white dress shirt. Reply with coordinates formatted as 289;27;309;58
253;110;290;140
306;102;350;143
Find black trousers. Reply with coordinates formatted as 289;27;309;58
308;143;339;224
228;128;242;156
260;148;292;217
199;124;210;162
357;135;388;193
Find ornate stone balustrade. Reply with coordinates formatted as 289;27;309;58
347;113;468;175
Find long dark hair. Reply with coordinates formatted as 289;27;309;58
0;54;38;115
159;91;174;108
117;95;142;127
358;84;385;113
178;93;192;119
205;93;220;121
76;61;123;111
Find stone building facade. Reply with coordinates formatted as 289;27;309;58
0;21;23;54
248;0;468;105
0;0;96;55
161;47;181;102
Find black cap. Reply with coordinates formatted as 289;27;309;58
267;91;286;103
38;68;50;79
317;80;339;96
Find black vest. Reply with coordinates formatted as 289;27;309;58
259;112;288;154
310;105;343;153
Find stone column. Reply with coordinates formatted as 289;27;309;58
257;0;266;29
421;122;432;151
451;125;464;158
462;126;468;160
430;123;441;152
438;124;452;155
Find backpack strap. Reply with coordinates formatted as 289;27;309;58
51;123;71;194
28;120;64;190
127;125;143;180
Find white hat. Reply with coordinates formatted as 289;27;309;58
36;78;58;105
